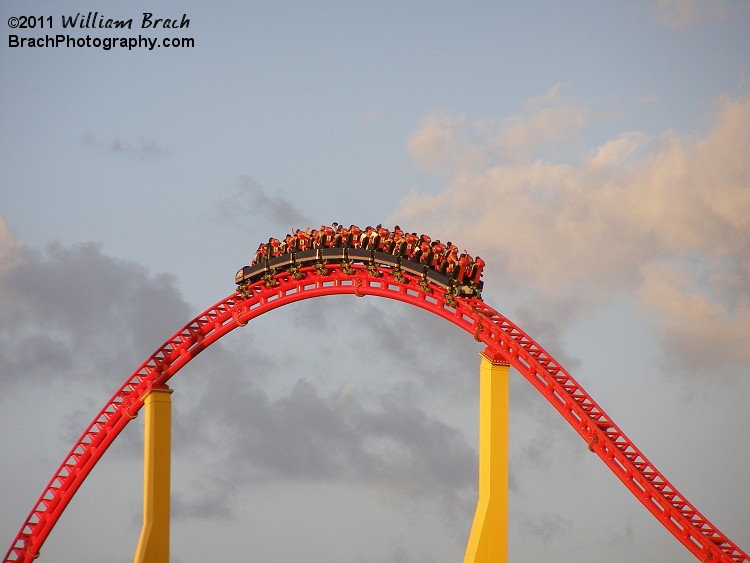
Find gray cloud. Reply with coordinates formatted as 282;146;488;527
83;134;171;162
6;214;673;559
513;305;582;374
0;236;462;551
174;359;478;523
0;225;482;531
0;239;190;391
171;482;236;522
517;512;574;546
221;175;310;232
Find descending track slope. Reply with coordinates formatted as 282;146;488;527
4;262;748;562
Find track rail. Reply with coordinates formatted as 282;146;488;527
4;263;747;562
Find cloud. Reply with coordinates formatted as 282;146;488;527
638;260;750;372
517;512;574;546
177;354;478;522
82;134;171;162
0;227;191;390
407;84;592;172
342;300;482;399
393;94;750;375
649;0;750;30
407;113;476;173
157;289;487;526
0;216;23;275
0;221;480;531
220;175;310;232
171;480;236;521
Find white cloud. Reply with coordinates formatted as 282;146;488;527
639;260;750;371
394;94;750;374
407;113;476;173
649;0;750;30
407;84;592;172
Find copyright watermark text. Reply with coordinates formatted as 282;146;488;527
7;12;195;51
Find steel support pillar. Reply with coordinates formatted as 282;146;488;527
464;349;509;563
133;386;172;563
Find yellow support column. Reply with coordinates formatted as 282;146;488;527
464;350;509;563
133;386;173;563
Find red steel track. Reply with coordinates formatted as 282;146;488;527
4;263;748;562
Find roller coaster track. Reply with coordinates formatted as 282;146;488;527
4;262;748;562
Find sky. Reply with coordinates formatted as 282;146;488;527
1;1;749;562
